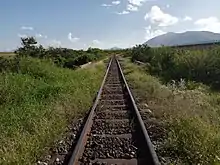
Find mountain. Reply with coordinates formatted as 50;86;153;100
145;31;220;47
110;47;122;50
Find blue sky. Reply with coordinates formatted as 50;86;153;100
0;0;220;51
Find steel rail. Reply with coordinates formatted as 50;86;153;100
68;57;113;165
116;55;160;165
68;55;160;165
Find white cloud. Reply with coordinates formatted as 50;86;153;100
115;10;130;15
50;40;62;47
145;25;166;40
17;34;27;38
92;40;101;45
101;4;112;7
21;26;34;31
68;33;79;42
39;39;62;48
128;0;146;6
102;1;120;7
127;4;138;11
183;16;192;21
35;34;47;39
145;6;178;27
194;17;220;33
166;4;170;8
112;1;121;5
127;0;155;12
90;40;103;48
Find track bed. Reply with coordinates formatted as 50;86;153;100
68;56;160;165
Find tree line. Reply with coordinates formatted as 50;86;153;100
0;37;115;72
129;44;220;89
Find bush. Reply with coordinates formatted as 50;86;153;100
130;45;220;89
13;37;108;70
0;57;20;72
131;44;152;62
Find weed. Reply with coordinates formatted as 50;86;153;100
121;57;220;165
0;57;105;164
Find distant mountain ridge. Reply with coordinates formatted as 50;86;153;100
145;31;220;47
110;47;121;50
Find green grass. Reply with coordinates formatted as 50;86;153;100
121;57;220;165
0;57;105;164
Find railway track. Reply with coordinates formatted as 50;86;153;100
68;56;160;165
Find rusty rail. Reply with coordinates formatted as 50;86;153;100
68;55;160;165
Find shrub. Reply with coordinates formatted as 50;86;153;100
13;37;108;70
130;44;220;89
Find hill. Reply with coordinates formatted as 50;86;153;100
110;47;122;50
145;31;220;47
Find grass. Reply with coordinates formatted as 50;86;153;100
0;57;105;164
121;57;220;165
0;52;15;57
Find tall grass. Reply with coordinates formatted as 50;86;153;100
0;57;105;164
121;58;220;165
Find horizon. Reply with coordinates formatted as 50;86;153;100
1;0;220;51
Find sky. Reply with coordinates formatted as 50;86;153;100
0;0;220;51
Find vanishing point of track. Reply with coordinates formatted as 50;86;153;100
68;55;160;165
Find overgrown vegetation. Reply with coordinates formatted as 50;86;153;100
130;45;220;89
13;37;111;69
0;37;107;164
122;45;220;164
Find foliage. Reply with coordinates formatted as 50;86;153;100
130;44;152;62
130;44;220;89
0;56;20;72
13;37;108;69
0;37;110;164
121;58;220;165
0;57;105;164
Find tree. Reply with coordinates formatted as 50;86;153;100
15;37;38;57
21;37;37;47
